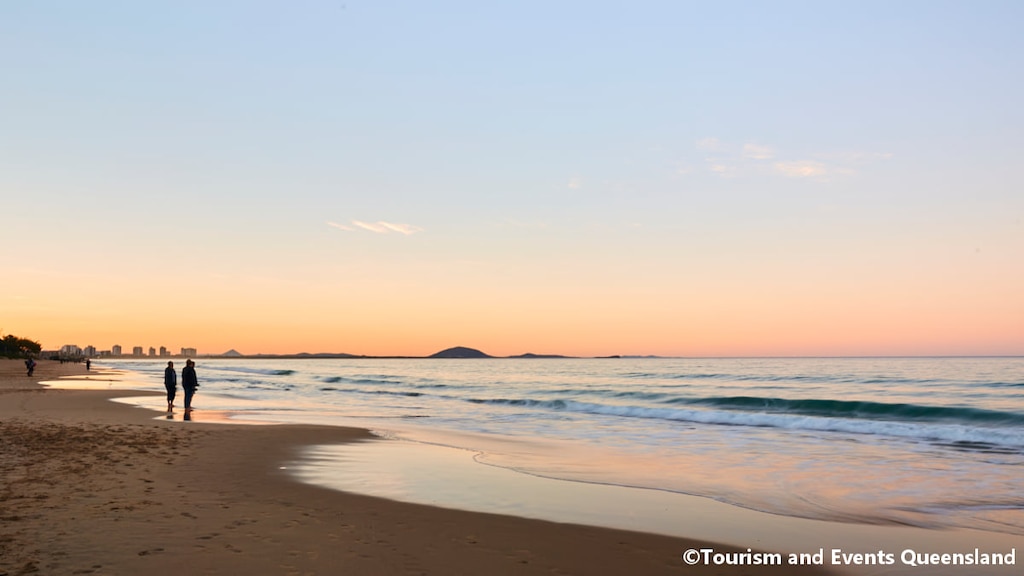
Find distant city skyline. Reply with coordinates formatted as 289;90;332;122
53;343;199;358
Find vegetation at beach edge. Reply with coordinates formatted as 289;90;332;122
0;333;42;359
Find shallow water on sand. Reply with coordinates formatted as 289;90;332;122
69;356;1024;541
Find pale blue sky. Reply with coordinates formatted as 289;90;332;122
3;1;1022;355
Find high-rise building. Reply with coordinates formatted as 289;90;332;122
181;347;197;357
60;344;83;357
159;346;168;357
112;345;122;356
84;345;96;357
132;346;144;357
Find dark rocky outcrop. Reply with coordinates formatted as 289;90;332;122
429;346;492;359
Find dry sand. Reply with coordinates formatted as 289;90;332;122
0;358;834;576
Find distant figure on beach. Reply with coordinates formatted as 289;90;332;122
25;358;36;377
182;359;199;412
86;359;91;371
164;361;177;411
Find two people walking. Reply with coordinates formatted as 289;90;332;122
164;359;199;412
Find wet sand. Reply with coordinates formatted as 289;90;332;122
0;359;840;575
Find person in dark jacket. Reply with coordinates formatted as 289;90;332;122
164;361;177;411
182;359;199;411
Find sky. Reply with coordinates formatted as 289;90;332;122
2;1;1022;357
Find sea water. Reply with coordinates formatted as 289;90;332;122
86;357;1024;537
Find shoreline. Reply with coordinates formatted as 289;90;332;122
1;359;837;575
84;359;1024;541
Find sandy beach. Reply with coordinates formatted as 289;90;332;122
0;359;836;576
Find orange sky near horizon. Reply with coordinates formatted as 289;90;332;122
6;234;1021;358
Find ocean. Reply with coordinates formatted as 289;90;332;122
80;356;1024;542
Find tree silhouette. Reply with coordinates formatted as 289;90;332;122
0;334;42;358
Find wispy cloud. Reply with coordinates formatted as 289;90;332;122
379;222;424;235
692;137;890;180
696;137;722;151
743;143;774;160
328;220;424;235
774;161;828;178
353;220;424;235
327;221;355;231
567;176;582;189
707;163;738;177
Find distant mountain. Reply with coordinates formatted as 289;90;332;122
429;346;492;359
214;347;617;359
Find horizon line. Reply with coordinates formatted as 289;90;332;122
88;353;1024;360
